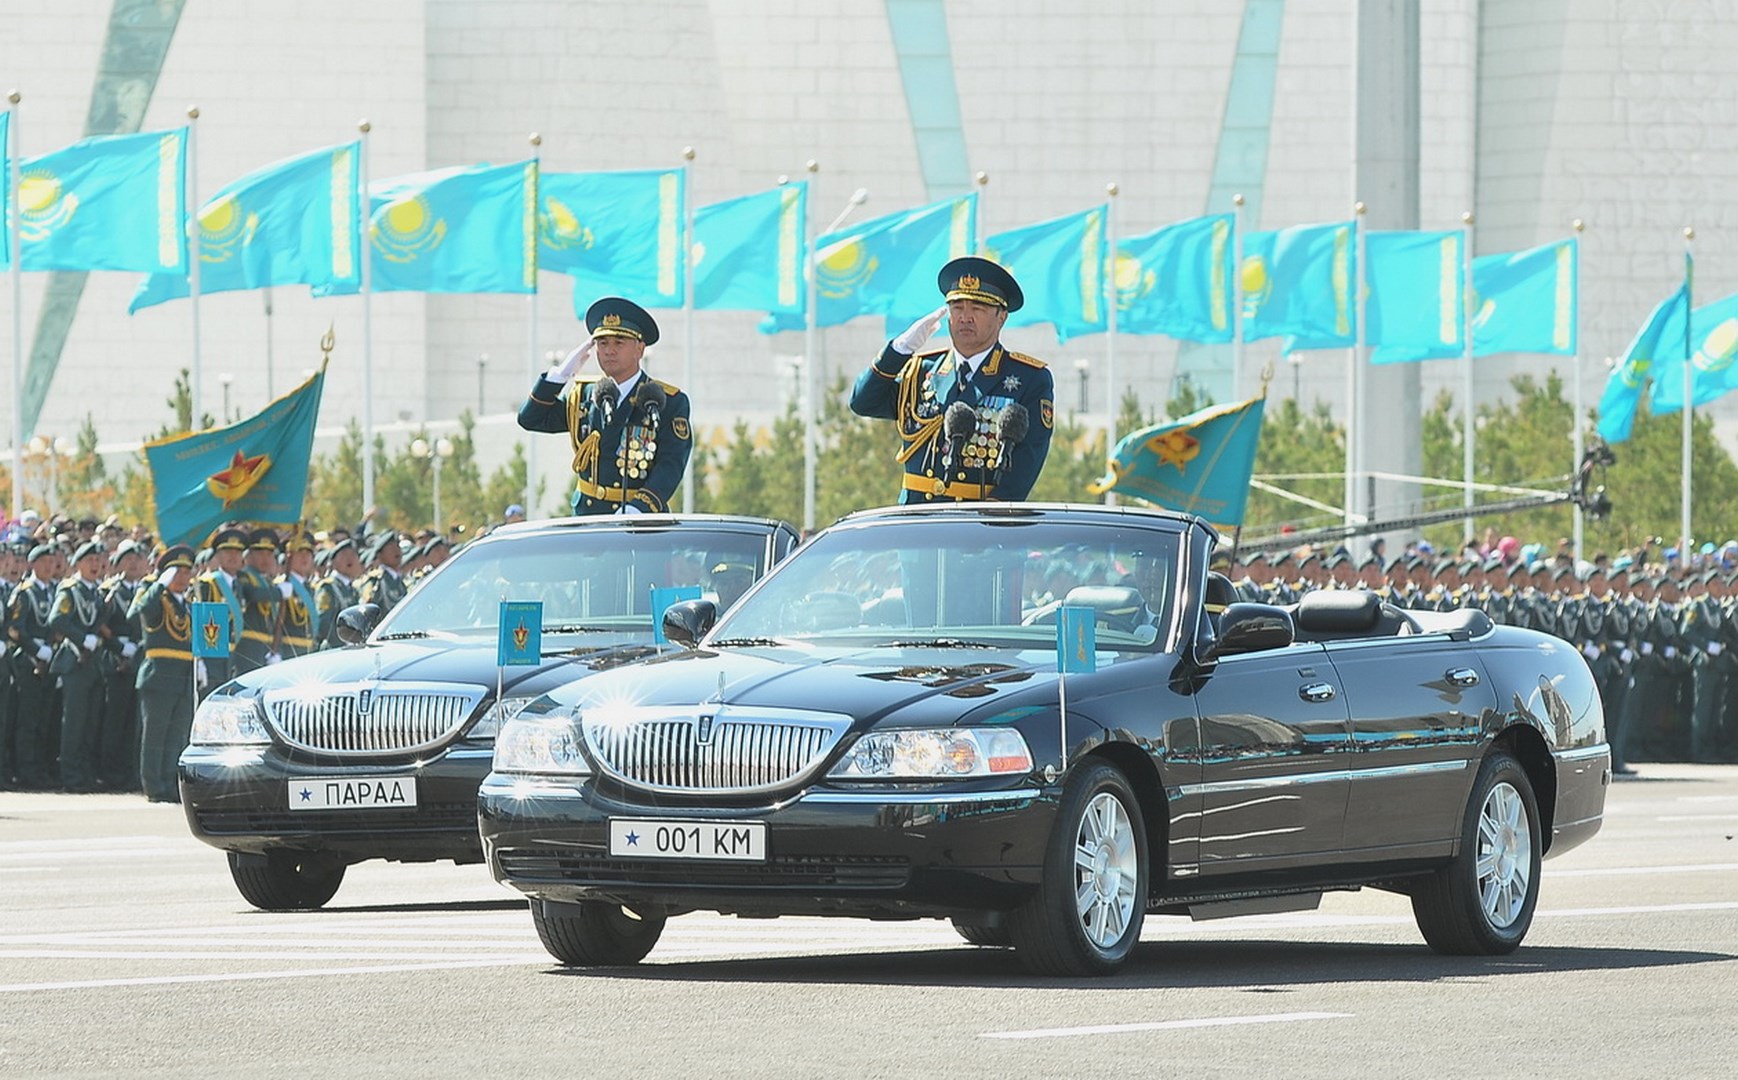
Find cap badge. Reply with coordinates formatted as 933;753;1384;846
602;313;622;327
957;274;981;291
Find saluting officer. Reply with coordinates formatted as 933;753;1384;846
276;533;320;660
131;545;198;803
357;532;409;615
315;539;363;649
518;297;694;515
234;529;287;673
850;257;1054;503
194;528;250;695
100;540;149;791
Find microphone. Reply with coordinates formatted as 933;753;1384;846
592;375;619;428
637;379;667;431
991;404;1029;487
941;402;976;476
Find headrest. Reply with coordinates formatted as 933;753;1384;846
1295;589;1382;632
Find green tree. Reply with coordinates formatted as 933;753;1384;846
816;376;900;524
1244;397;1347;532
1029;413;1107;502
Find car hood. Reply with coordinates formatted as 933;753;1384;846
216;635;672;702
540;643;1150;727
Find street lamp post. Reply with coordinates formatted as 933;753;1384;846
219;373;234;423
1074;358;1091;414
478;352;489;414
410;436;455;533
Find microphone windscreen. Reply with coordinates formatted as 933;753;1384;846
944;401;977;439
640;380;667;410
996;403;1030;444
593;376;619;405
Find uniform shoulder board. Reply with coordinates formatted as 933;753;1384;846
1006;351;1047;369
915;347;950;361
655;379;681;395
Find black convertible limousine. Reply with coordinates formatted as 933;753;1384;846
479;504;1609;976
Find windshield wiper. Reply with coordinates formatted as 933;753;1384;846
709;637;784;647
876;638;999;650
375;631;430;641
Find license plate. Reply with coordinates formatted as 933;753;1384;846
288;776;418;811
608;819;766;861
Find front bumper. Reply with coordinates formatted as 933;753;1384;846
478;775;1058;919
178;744;496;863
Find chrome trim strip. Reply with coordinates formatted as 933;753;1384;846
1555;744;1611;762
1178;758;1468;798
801;789;1040;806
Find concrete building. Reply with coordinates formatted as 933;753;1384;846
4;0;1736;520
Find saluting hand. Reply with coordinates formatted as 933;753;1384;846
892;307;947;355
548;338;597;383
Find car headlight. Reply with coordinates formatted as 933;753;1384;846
827;728;1033;779
492;713;592;776
466;696;537;741
190;694;271;746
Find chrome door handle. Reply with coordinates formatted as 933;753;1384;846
1299;682;1336;703
1445;667;1480;687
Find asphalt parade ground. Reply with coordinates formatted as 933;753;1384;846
2;767;1735;1079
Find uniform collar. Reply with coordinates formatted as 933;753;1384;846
950;345;994;378
614;370;644;402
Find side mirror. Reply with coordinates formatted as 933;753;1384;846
662;598;718;650
1204;602;1294;660
335;603;383;646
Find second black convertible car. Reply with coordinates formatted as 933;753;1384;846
179;514;797;910
480;504;1610;976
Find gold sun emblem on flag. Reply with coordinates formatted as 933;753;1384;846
1146;430;1201;472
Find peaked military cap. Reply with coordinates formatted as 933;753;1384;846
1322;552;1348;570
157;545;195;573
248;528;280;552
285;531;315;553
72;539;106;564
211;528;248;552
585;296;660;346
365;530;400;560
939;256;1024;313
313;546;334;568
27;542;57;563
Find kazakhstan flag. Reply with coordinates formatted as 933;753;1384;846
1472;238;1577;357
1089;396;1267;528
144;364;327;547
1596;283;1688;444
1115;214;1234;344
1367;230;1465;363
984;205;1107;341
1241;220;1356;348
1646;290;1738;415
692;182;806;315
129;142;362;313
760;193;977;334
19;128;187;274
545;168;685;310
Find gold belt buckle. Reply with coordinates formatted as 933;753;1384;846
931;477;946;496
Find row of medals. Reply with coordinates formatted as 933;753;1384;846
616;423;656;481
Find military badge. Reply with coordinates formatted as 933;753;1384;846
672;417;690;440
1040;400;1054;429
1003;376;1020;392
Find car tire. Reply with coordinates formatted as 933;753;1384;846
1009;759;1148;976
530;898;667;966
1411;749;1542;955
226;850;345;911
951;919;1011;947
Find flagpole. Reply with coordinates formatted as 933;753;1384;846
186;106;203;429
526;133;541;519
1232;193;1245;398
1570;219;1585;562
974;171;989;248
802;159;818;533
681;146;697;514
1461;210;1475;543
1104;181;1119;506
1345;201;1365;529
1682;225;1694;561
7;91;22;521
358;119;376;519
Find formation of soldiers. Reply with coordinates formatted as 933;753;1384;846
1220;544;1738;770
2;515;455;800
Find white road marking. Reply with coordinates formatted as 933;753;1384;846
0;957;553;994
1549;863;1738;878
1654;814;1738;822
981;1012;1352;1040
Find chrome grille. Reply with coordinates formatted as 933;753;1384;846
583;707;852;794
263;682;487;755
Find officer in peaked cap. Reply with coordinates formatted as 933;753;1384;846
50;540;114;790
357;531;408;615
193;527;250;696
7;543;65;786
518;296;694;516
231;528;287;674
100;538;149;790
850;256;1055;504
131;545;197;802
315;538;364;650
276;533;319;660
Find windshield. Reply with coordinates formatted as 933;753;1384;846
375;526;772;639
710;517;1180;650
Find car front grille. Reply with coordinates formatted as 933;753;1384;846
497;848;910;889
263;682;487;755
581;707;853;795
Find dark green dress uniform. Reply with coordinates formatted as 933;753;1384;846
132;546;198;803
49;543;114;791
277;570;319;660
5;550;60;788
1681;580;1726;762
357;534;410;616
233;530;284;674
99;555;146;791
517;297;694;515
192;529;250;695
850;258;1055;503
313;542;361;650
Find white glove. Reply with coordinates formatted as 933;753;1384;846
266;652;283;666
891;306;946;355
618;504;644;516
121;640;138;659
1664;646;1677;659
1641;641;1654;656
1620;647;1634;664
547;339;596;383
1581;644;1599;662
1709;642;1724;656
277;581;294;599
83;633;99;652
35;644;52;662
196;660;209;687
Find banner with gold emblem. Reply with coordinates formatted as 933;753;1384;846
1090;396;1266;528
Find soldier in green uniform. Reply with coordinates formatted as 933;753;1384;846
0;541;20;786
6;545;63;787
276;533;319;660
193;528;249;696
1681;569;1726;762
850;258;1055;504
99;540;149;791
518;297;695;515
49;540;114;791
314;539;363;649
357;532;409;615
234;529;286;673
132;545;198;803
